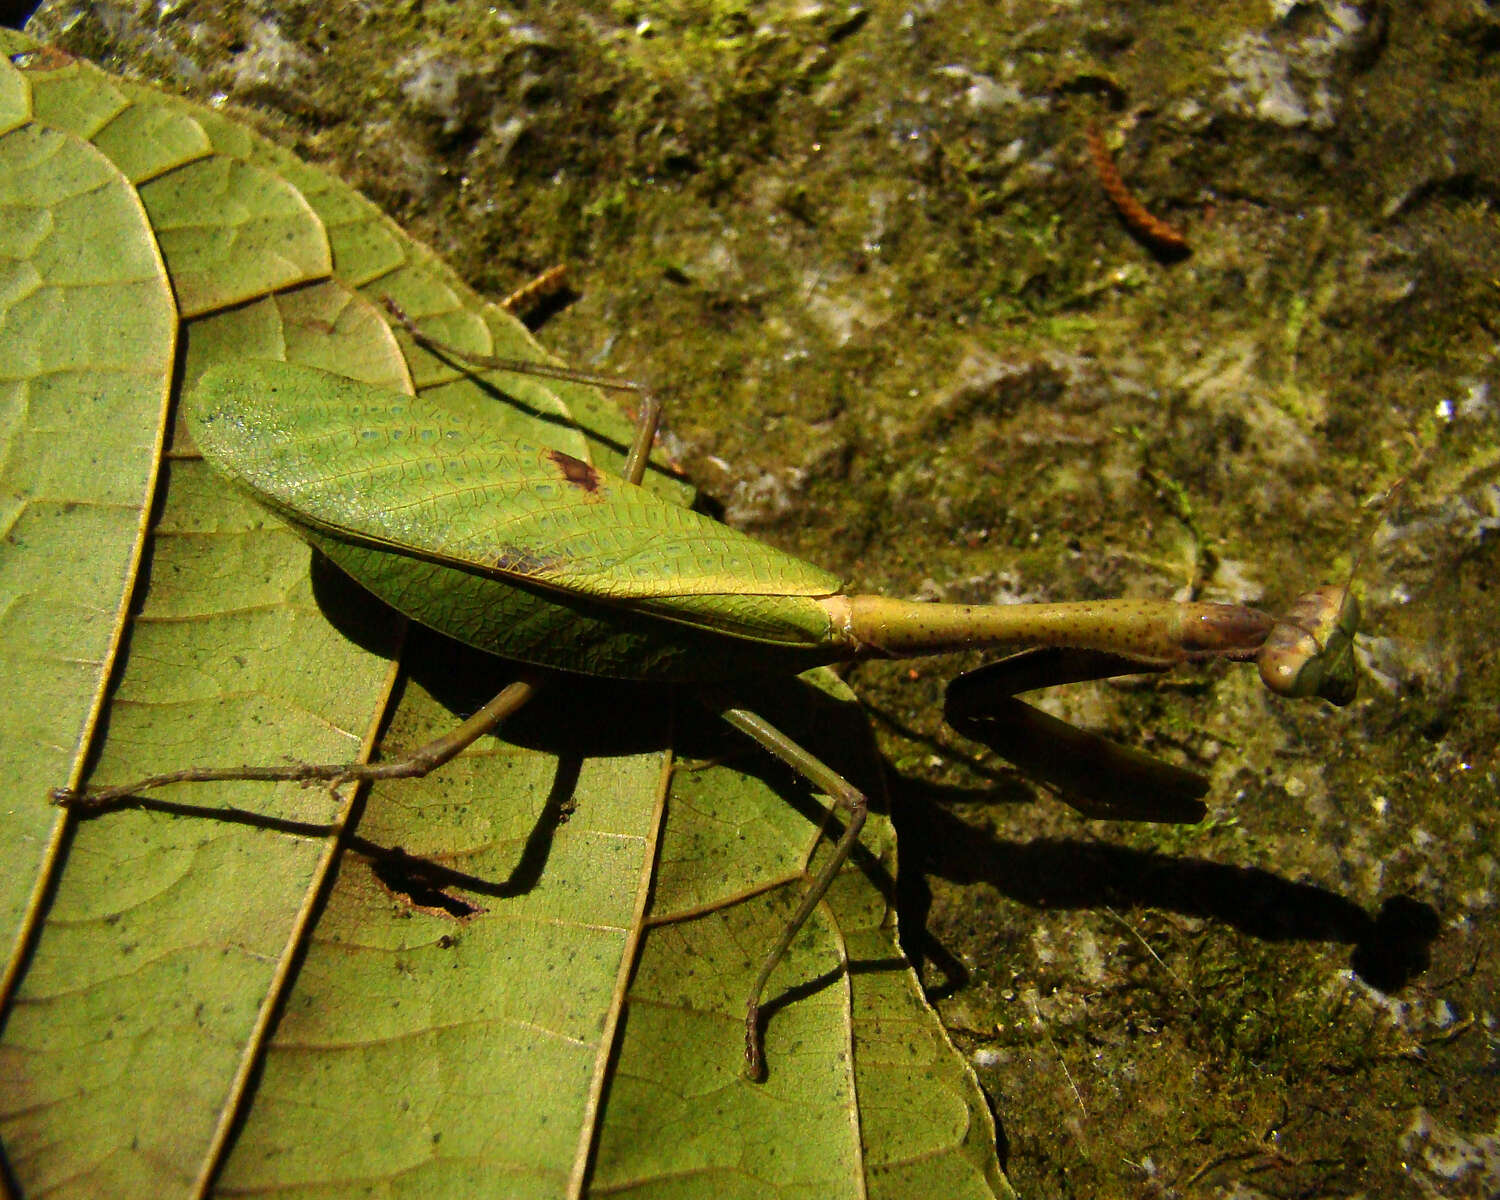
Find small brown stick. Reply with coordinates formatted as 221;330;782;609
500;264;568;315
1086;121;1190;254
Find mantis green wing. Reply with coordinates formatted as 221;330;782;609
187;359;847;680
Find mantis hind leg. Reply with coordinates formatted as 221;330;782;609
710;701;869;1082
54;675;544;809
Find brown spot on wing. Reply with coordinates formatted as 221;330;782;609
491;548;556;575
546;448;604;494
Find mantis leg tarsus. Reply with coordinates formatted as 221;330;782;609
711;701;869;1082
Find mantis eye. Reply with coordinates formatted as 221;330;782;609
1259;586;1361;706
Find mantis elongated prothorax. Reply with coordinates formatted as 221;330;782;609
823;593;1274;665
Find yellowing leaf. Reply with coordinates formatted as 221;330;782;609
0;77;175;980
0;29;1012;1200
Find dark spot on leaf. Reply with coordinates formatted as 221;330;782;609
546;448;603;494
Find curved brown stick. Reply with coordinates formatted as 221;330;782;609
1086;121;1190;254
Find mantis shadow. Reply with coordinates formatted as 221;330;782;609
889;774;1439;1000
314;550;900;905
316;554;1437;1003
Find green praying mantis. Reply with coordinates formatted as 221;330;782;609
55;305;1361;1079
0;22;1360;1088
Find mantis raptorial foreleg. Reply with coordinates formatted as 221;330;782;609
945;647;1217;823
944;583;1360;822
1257;584;1360;705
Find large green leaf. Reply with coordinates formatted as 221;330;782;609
0;30;1010;1200
0;54;175;984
